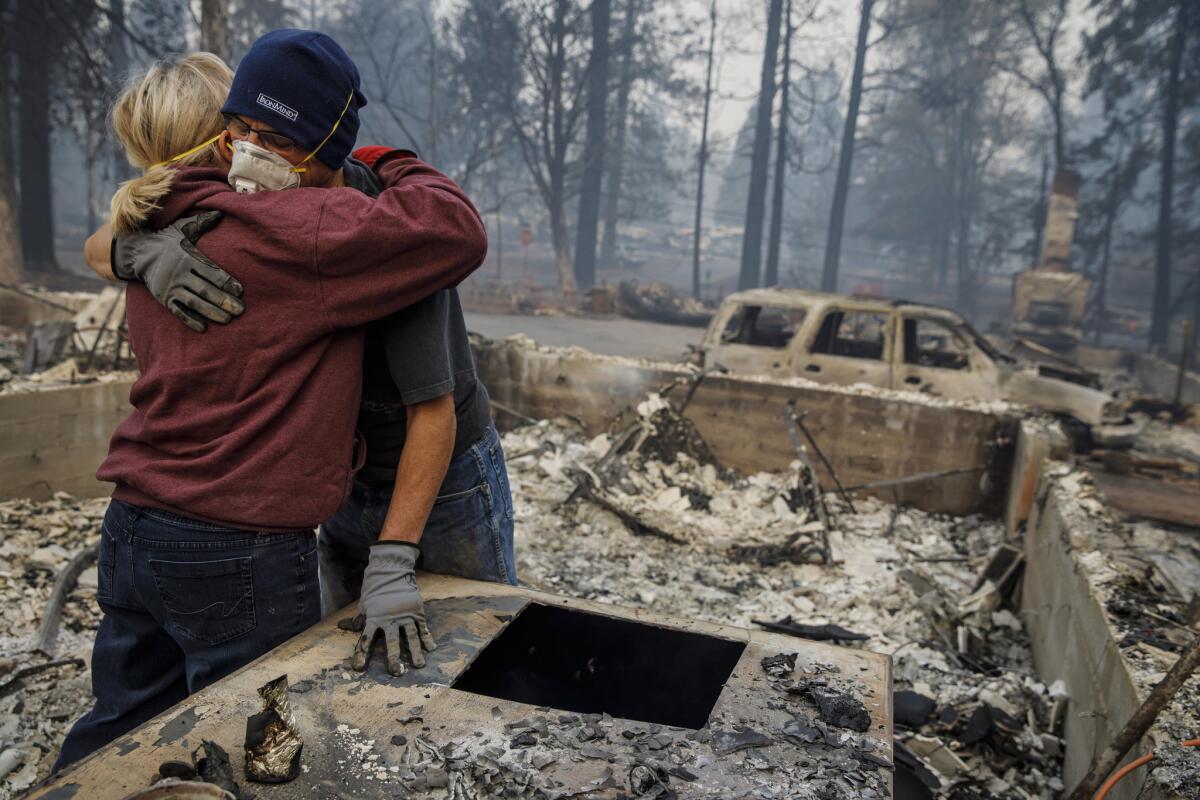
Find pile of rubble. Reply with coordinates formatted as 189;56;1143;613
615;280;714;327
0;287;136;397
503;401;1068;798
0;494;107;797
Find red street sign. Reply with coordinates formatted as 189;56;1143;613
520;228;533;248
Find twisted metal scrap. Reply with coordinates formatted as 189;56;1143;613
244;675;303;783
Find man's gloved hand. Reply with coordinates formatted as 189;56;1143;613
350;542;437;676
112;210;245;333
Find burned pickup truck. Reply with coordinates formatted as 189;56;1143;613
698;289;1141;447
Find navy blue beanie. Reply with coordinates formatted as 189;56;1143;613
221;29;368;169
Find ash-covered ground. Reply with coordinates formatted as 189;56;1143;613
505;402;1068;799
7;399;1200;798
0;495;105;797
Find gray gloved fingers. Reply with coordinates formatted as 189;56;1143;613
338;612;366;632
383;626;408;676
169;301;208;333
180;244;245;300
181;269;245;316
401;621;426;669
174;291;233;326
351;623;380;672
417;619;437;652
179;210;224;241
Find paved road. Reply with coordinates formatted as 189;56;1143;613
464;311;702;363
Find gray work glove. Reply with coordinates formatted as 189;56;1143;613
112;210;245;333
350;542;437;676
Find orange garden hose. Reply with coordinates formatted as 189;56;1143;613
1094;739;1200;800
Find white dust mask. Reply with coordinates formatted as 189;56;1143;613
227;139;301;194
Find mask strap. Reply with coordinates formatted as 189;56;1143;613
150;133;222;170
290;91;355;174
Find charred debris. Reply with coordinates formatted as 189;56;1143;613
505;383;1068;798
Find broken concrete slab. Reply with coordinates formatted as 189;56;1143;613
28;575;894;799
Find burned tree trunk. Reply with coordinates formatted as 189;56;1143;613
599;0;641;272
16;0;58;275
1093;141;1124;346
200;0;231;62
109;0;132;182
764;0;793;288
819;0;873;293
691;0;717;299
737;0;784;291
1149;1;1187;350
573;0;612;291
0;0;23;284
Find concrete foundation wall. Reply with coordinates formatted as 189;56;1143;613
1;341;1016;517
0;382;131;501
473;339;1016;516
1021;477;1147;799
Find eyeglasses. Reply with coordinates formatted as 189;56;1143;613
222;114;298;153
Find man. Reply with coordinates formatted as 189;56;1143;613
109;30;515;680
322;146;516;677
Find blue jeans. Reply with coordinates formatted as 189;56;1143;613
319;426;516;614
54;500;320;771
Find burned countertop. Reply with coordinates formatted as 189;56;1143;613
30;575;893;799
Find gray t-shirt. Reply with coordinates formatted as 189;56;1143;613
343;158;492;484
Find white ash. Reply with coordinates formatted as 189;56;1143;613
0;494;107;798
505;417;1064;797
1146;739;1200;796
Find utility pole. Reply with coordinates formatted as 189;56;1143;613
819;0;873;293
738;0;784;291
764;0;793;288
691;0;717;300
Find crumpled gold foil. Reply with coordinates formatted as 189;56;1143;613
243;675;303;783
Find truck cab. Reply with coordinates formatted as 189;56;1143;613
700;289;1140;446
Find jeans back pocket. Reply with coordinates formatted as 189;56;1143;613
150;557;256;645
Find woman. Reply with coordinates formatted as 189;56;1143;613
55;47;486;769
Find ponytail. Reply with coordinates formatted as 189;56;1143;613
107;52;232;233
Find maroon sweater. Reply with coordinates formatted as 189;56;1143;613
99;155;486;530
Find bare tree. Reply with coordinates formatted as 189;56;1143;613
508;0;591;295
0;0;23;283
599;0;642;272
691;0;716;299
764;0;794;288
819;0;874;292
574;0;612;291
738;0;784;290
201;0;231;62
15;0;60;274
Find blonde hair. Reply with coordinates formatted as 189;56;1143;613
109;52;233;235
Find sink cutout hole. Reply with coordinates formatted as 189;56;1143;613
451;603;745;730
